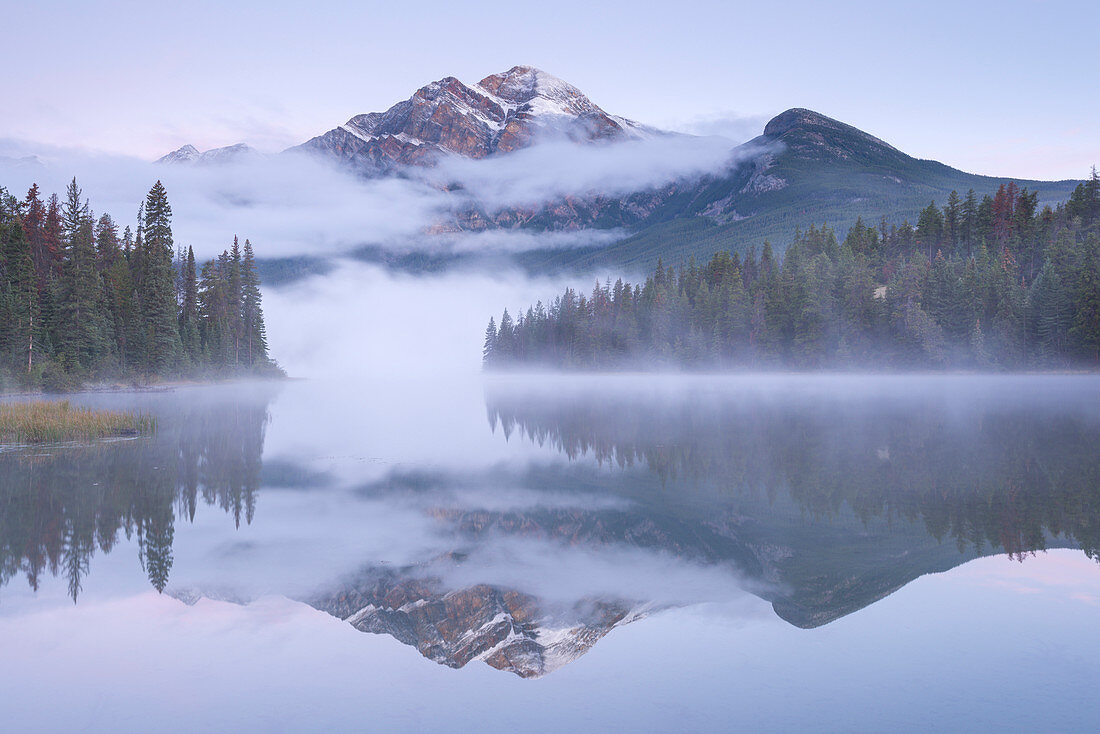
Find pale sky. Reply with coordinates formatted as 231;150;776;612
5;0;1098;180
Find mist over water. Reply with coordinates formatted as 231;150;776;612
3;320;1100;729
263;261;587;379
3;134;1100;733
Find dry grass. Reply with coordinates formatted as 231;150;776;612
0;401;155;443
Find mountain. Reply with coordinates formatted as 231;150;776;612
153;67;1085;275
289;65;654;175
312;561;646;678
157;142;259;165
524;107;1084;271
279;67;1081;269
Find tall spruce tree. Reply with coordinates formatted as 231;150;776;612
59;208;110;370
140;181;180;374
228;237;243;366
483;316;497;365
179;246;199;364
1;192;39;374
239;239;268;368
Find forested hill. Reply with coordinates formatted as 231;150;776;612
0;179;281;391
520;108;1084;274
485;171;1100;370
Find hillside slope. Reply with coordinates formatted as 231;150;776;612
531;108;1081;272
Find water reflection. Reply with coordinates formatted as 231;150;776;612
486;378;1100;557
0;386;274;601
479;376;1100;627
2;376;1098;679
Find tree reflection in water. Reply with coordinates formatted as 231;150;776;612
0;387;273;601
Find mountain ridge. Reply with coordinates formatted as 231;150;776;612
287;65;655;175
150;66;1085;274
157;142;259;165
522;105;1083;271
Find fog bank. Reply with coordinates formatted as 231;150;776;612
0;132;744;260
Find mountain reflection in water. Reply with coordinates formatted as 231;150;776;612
479;376;1100;630
1;376;1098;678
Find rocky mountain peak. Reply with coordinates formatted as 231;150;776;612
477;65;600;118
312;564;648;678
763;108;900;154
291;65;652;174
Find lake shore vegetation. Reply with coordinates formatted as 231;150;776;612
0;400;155;443
0;179;282;392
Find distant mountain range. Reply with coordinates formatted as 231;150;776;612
160;66;654;172
158;66;1085;274
156;142;259;165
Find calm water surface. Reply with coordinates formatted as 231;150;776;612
1;374;1098;732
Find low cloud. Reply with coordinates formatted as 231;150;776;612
671;111;772;144
0;141;445;259
430;134;740;212
263;260;587;380
0;132;748;261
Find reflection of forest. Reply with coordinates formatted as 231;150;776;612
0;389;273;601
486;387;1100;566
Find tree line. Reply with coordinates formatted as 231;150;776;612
0;178;280;390
484;170;1100;369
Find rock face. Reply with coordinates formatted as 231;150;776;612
312;562;645;678
290;65;653;175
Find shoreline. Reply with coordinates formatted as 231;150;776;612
0;374;292;398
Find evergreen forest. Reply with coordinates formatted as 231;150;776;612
484;172;1100;370
0;178;280;391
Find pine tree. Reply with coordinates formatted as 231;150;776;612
916;201;944;262
1067;167;1100;225
107;235;136;370
944;190;961;254
0;194;40;374
59;206;110;371
21;184;49;289
94;214;122;370
60;178;86;251
239;239;268;368
140;181;180;374
197;257;225;365
497;309;514;362
961;189;978;257
228;237;243;366
179;246;200;365
1070;234;1100;361
483;316;497;365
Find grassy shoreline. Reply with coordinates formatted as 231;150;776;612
0;373;290;398
0;401;156;444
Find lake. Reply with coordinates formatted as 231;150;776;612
1;374;1098;732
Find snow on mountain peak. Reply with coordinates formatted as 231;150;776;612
156;144;201;164
478;65;600;118
156;143;258;165
292;65;659;173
